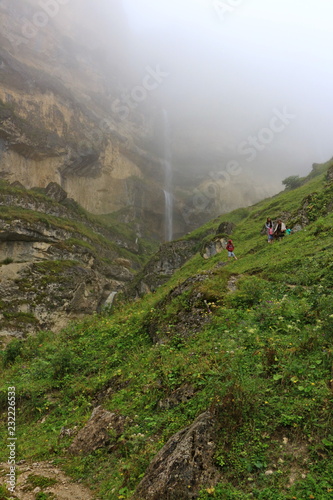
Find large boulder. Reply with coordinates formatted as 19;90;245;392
134;411;220;500
68;406;128;455
202;237;227;259
215;221;235;235
45;182;68;203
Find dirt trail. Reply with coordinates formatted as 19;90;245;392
0;461;98;500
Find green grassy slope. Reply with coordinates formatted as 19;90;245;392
1;161;333;500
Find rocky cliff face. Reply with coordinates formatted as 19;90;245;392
0;181;154;341
0;0;180;239
0;0;275;242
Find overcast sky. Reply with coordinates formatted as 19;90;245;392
114;0;333;183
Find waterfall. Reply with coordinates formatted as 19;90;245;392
163;110;173;242
104;291;117;308
163;189;173;242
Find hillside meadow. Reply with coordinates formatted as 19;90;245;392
1;161;333;499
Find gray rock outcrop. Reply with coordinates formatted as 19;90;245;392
125;239;198;298
216;221;235;235
68;406;129;455
134;411;220;500
202;237;227;260
0;185;144;339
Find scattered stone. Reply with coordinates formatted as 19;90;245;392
10;181;26;190
158;384;196;410
0;460;94;499
292;224;303;233
214;261;228;268
227;275;239;292
59;427;77;440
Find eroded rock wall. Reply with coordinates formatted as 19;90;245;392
0;0;174;238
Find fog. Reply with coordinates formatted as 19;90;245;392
4;0;333;196
116;0;333;187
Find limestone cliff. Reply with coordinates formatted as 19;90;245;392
0;180;156;340
0;0;274;241
0;0;176;239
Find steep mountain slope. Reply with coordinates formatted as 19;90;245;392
1;159;333;499
0;180;157;340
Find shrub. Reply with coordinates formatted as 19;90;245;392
2;338;23;367
1;257;14;265
282;175;303;190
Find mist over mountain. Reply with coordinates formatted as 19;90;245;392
0;0;332;239
121;0;333;178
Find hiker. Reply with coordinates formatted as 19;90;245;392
265;217;274;243
285;226;292;235
226;239;237;260
273;219;286;240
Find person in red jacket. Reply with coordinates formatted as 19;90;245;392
226;239;237;260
